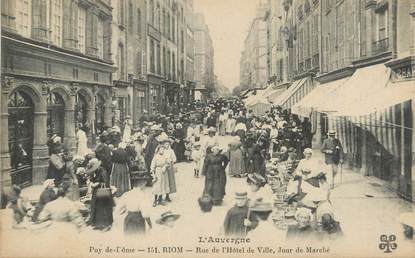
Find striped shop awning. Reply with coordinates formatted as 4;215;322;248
332;99;413;158
269;77;312;109
291;76;350;117
282;77;314;109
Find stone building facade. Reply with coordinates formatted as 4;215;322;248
1;0;114;187
192;13;215;101
239;0;268;90
262;0;415;201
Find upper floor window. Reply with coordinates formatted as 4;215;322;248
172;16;175;41
156;43;161;74
181;30;184;53
167;13;171;38
150;40;155;73
78;6;86;53
128;1;134;31
377;9;387;40
118;0;125;26
156;3;160;30
137;50;142;76
97;18;104;59
51;0;63;46
118;43;125;80
162;9;166;34
137;8;141;35
150;0;154;25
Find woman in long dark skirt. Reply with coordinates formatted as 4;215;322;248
252;141;267;177
110;142;131;197
172;123;186;162
202;146;229;205
87;158;114;231
244;136;256;174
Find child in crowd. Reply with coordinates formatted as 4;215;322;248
191;142;202;178
184;138;193;162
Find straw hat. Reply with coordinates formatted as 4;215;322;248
328;129;336;136
156;211;181;225
234;191;248;199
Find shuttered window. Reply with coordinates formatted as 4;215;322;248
96;18;104;59
78;7;86;53
137;8;141;35
51;0;63;46
128;1;134;32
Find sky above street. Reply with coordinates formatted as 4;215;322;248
194;0;259;90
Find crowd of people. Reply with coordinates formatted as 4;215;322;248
2;97;414;243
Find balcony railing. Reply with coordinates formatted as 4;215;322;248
372;38;389;56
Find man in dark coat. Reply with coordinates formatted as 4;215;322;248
144;125;161;173
223;191;258;237
321;130;343;188
206;112;217;128
302;117;313;149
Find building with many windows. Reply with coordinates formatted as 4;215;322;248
239;0;268;90
1;0;114;187
192;13;214;101
254;0;415;201
111;0;147;130
145;0;194;114
184;0;196;103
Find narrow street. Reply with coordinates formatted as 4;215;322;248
1;135;414;258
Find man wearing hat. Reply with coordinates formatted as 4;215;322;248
223;191;258;237
144;125;162;174
321;130;343;188
206;111;217;129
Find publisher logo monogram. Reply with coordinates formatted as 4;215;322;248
379;235;397;253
